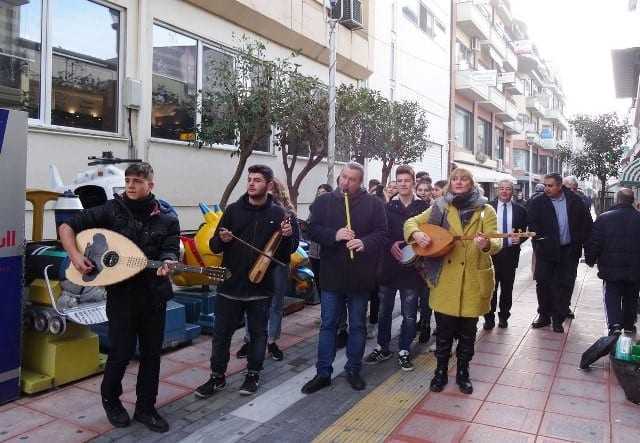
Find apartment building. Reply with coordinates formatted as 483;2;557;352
453;0;568;199
0;0;374;234
367;0;451;181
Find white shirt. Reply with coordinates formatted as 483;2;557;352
496;200;513;247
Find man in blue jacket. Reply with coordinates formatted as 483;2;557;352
302;162;388;394
585;188;640;335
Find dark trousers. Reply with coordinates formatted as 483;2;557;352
419;288;432;326
535;245;579;323
369;289;380;324
604;281;640;330
434;312;477;365
486;251;517;322
101;293;166;411
210;296;270;374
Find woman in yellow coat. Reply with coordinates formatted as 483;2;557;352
404;168;501;394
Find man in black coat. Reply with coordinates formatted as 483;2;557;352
484;180;528;330
196;165;299;398
60;163;179;433
302;162;388;394
585;188;640;335
364;165;429;372
527;173;592;333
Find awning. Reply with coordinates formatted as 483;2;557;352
620;156;640;186
457;163;517;183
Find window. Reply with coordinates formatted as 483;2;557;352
0;0;121;131
512;149;529;170
533;152;538;173
0;1;41;118
496;128;504;160
419;2;435;37
201;45;235;145
455;107;472;151
477;118;492;157
456;40;473;70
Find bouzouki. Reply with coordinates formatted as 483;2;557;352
66;229;230;287
402;224;537;261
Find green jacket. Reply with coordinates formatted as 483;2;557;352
404;204;502;318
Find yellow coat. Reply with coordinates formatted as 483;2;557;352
403;203;502;318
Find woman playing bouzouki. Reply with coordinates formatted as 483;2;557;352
404;168;502;395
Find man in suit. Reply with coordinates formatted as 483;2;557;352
484;180;528;330
527;173;592;333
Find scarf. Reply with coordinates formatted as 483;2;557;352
413;188;487;287
122;193;157;222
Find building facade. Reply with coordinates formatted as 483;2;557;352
0;0;374;235
452;0;569;200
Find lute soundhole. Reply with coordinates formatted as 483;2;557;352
103;251;120;267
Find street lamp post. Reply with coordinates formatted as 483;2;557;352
326;0;340;187
526;131;538;198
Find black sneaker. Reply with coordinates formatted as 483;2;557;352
336;330;348;349
483;318;495;330
419;325;431;344
398;353;414;371
239;371;260;395
236;342;249;359
195;373;226;399
301;375;331;394
133;408;169;433
346;372;366;391
364;348;392;364
268;342;284;361
498;319;508;328
567;309;575;319
102;398;130;428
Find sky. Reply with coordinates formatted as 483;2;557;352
510;0;640;119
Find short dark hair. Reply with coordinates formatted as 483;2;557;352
395;165;415;181
544;173;562;185
416;171;430;180
434;180;447;189
368;179;380;189
248;164;274;182
616;188;635;205
125;162;154;180
317;183;333;193
416;179;432;190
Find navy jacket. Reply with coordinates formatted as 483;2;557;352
378;196;429;289
309;188;387;292
585;203;640;283
490;199;528;268
527;187;592;263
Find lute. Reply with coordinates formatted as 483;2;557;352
66;228;230;287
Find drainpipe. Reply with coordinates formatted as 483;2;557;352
447;0;456;179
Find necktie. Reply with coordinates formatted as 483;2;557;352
502;203;508;248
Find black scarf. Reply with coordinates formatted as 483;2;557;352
122;193;156;221
445;188;487;226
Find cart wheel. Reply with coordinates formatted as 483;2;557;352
49;316;67;336
33;312;49;332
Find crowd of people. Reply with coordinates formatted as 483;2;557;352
59;160;639;434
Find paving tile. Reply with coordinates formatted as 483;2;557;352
122;381;189;407
163;346;211;366
507;356;557;375
486;384;548;410
4;419;97;443
0;406;54;441
539;412;610;442
612;423;640;443
418;393;483;421
163;366;211;390
551;377;609;401
395;413;469;442
560;351;607;369
555;364;608;383
475;342;517;356
471;352;511;368
497;369;553;392
521;338;564;351
610;382;630;404
27;387;102;419
441;380;493;401
563;341;597;354
513;348;561;363
525;330;565;342
274;333;305;350
465;363;503;384
535;437;575;443
474;401;542;434
610;401;640;430
545;394;609;421
461;423;536;443
483;334;523;346
76;372;138;394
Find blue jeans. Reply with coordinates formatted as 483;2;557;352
377;287;420;352
316;290;368;377
244;265;288;342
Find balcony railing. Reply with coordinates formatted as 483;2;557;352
526;95;546;116
546;108;569;130
504;43;518;72
483;27;508;60
499;72;524;95
499;99;519;122
456;69;494;101
503;120;522;135
456;1;491;40
479;87;506;113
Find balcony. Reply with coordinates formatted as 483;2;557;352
514;40;541;73
479;87;506;113
500;72;524;95
539;127;558;150
504;43;518;72
546;108;570;130
456;1;491;40
526;95;546;116
503;120;522;135
491;0;513;24
456;70;494;101
497;99;519;122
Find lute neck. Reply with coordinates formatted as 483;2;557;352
146;260;206;274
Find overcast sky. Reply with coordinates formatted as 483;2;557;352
510;0;640;119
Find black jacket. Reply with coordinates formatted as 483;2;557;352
65;195;180;300
378;196;429;289
490;199;528;268
309;189;387;292
585;203;640;282
527;187;592;262
210;194;299;299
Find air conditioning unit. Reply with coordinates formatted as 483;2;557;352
332;0;364;30
496;159;504;170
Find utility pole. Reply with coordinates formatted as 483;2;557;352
526;131;537;198
326;0;340;186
